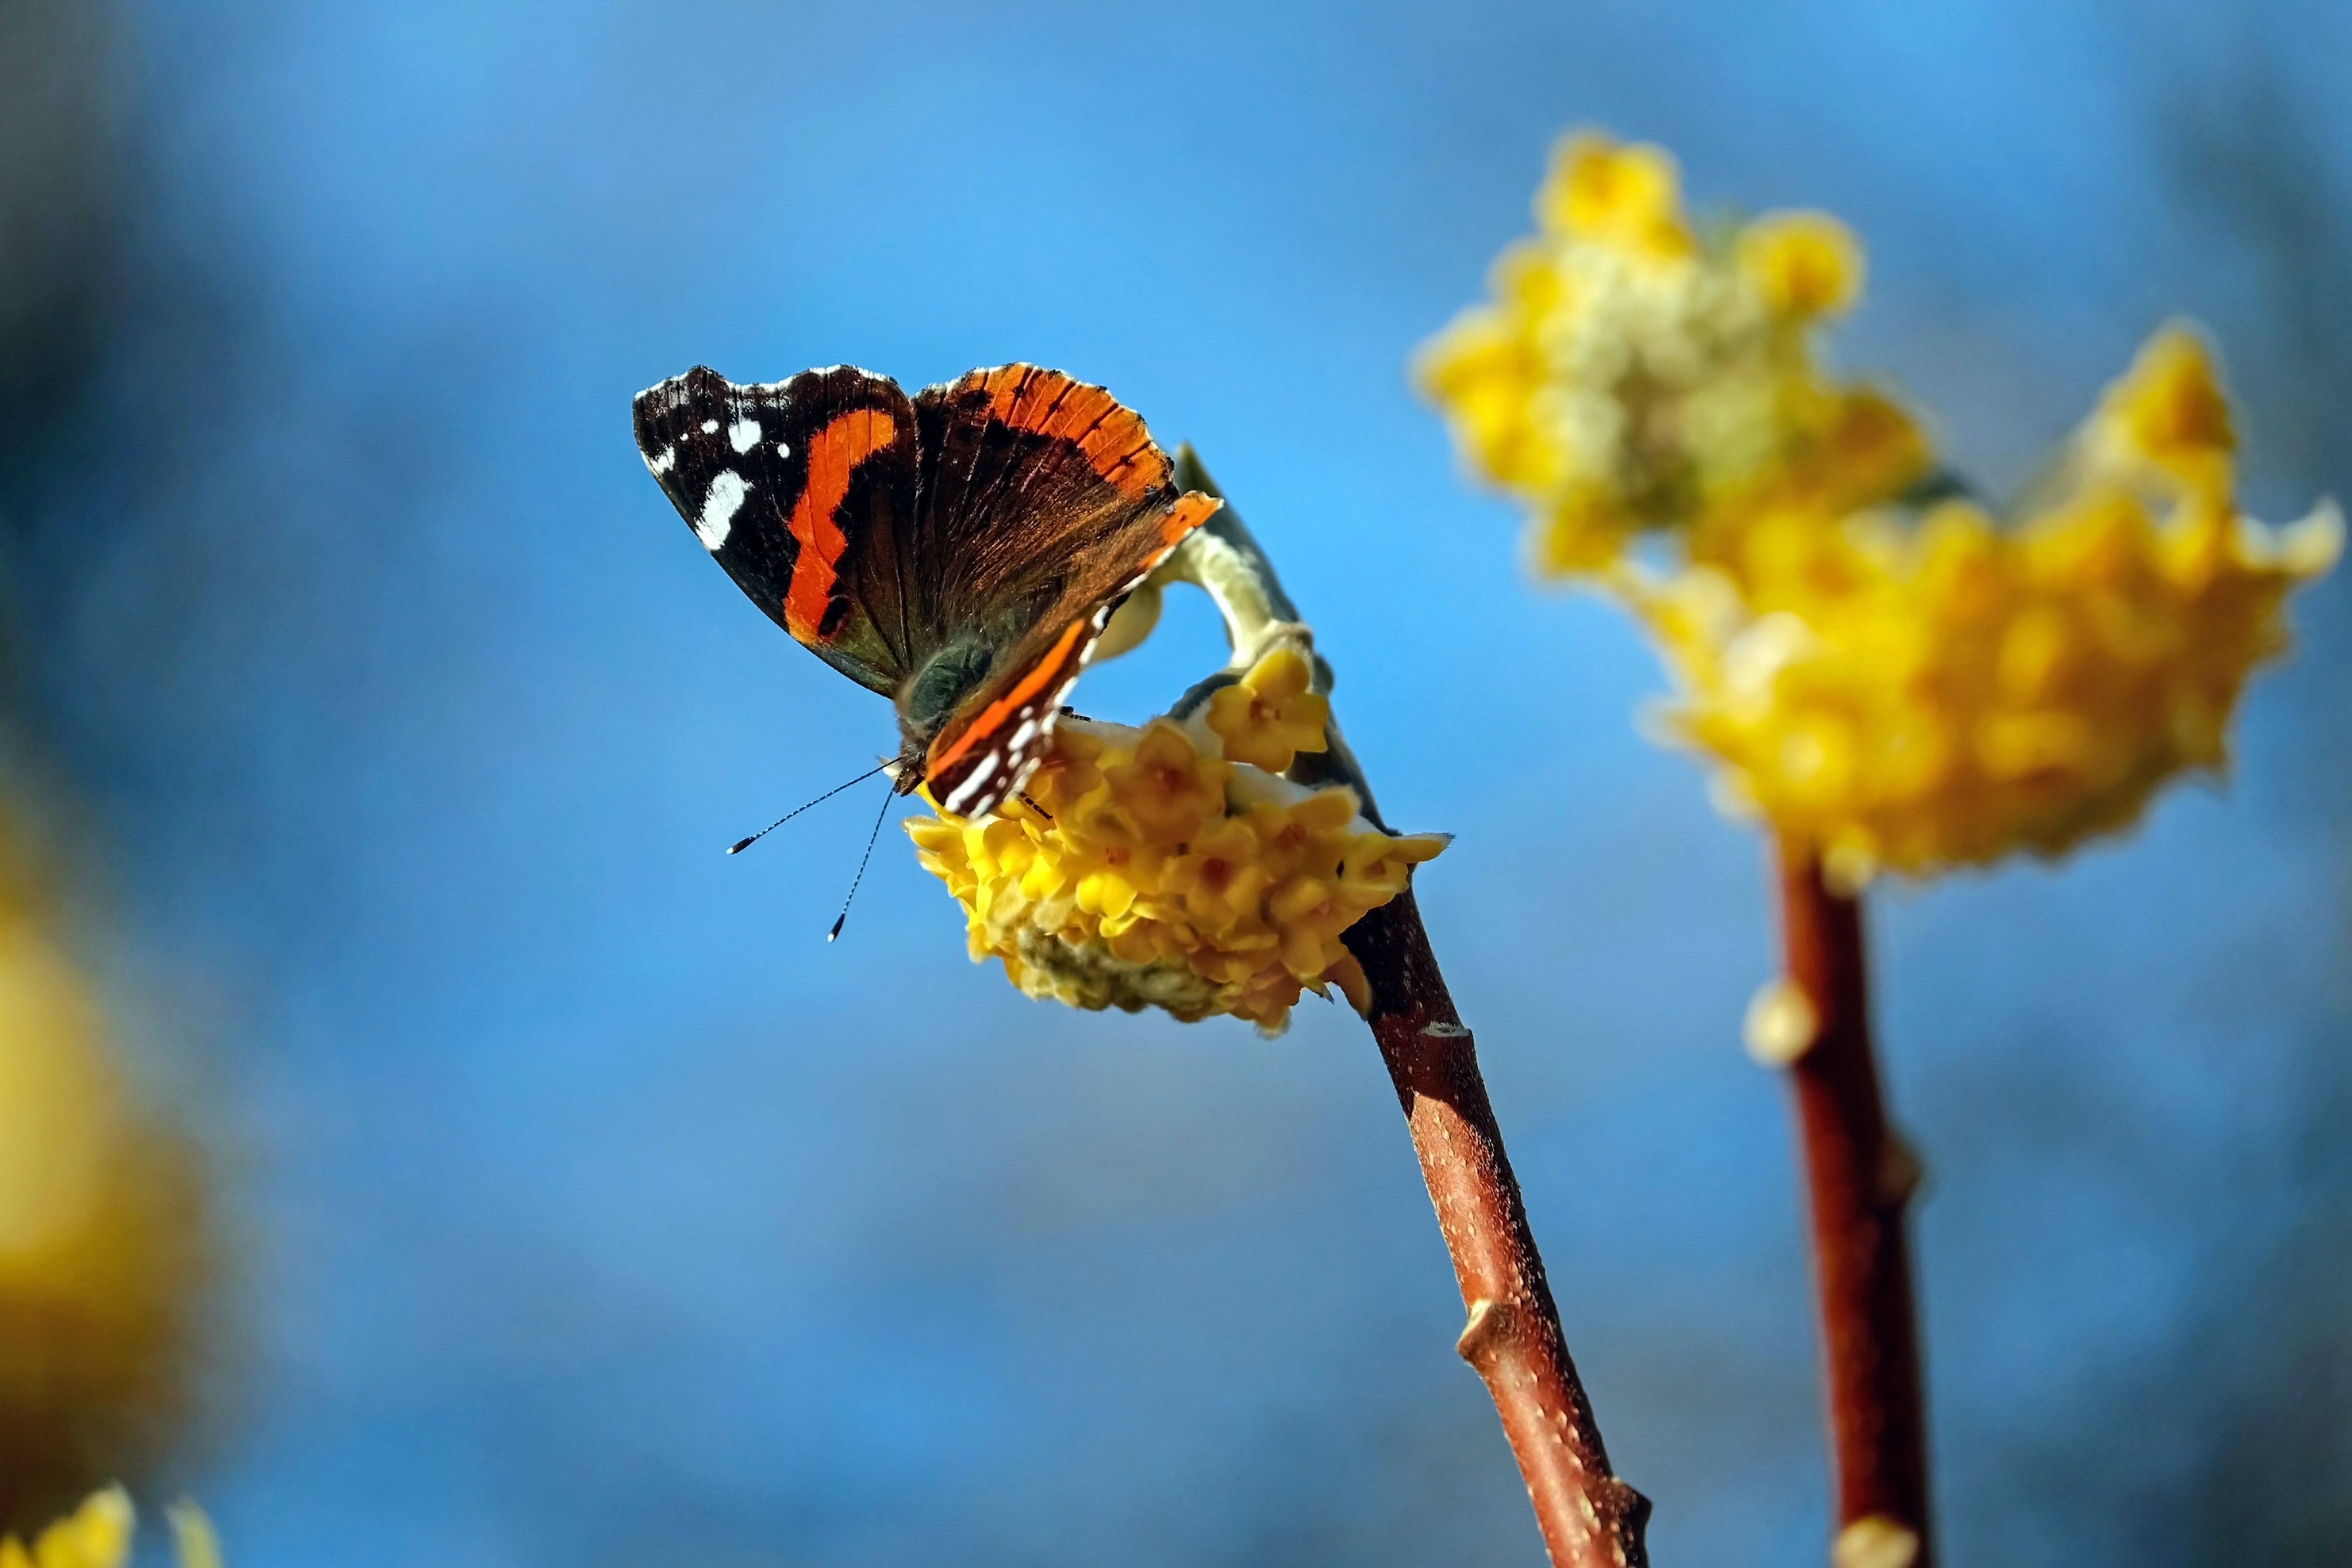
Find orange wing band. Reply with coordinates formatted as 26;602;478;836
925;489;1217;784
928;615;1090;775
783;408;898;643
1156;490;1222;550
979;365;1164;499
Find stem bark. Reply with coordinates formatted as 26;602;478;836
1166;447;1646;1566
1774;841;1931;1568
1344;890;1652;1568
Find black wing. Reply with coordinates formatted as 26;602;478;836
633;365;919;696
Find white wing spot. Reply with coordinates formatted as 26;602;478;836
1008;750;1044;797
775;440;792;459
695;470;748;551
943;752;1001;815
647;446;676;476
729;417;762;454
1010;717;1040;751
700;419;720;434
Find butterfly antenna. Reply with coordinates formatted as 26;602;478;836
726;760;892;855
827;781;897;943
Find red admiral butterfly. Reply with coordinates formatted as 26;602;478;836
633;364;1219;819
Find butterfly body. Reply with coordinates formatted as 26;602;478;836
633;363;1217;817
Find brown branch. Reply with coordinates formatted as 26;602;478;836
1163;448;1644;1564
1344;889;1652;1568
1772;841;1931;1568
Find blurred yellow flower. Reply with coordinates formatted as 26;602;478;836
1629;330;2339;883
907;654;1446;1032
164;1504;223;1568
1423;132;2337;882
1539;133;1694;261
0;875;208;1530
1417;132;1926;575
0;1488;130;1568
0;1490;221;1568
2084;324;2234;495
1737;212;1864;320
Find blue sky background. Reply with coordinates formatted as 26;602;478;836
7;0;2352;1563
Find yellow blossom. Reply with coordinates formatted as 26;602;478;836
1737;212;1863;319
1;1491;221;1568
164;1506;223;1568
1425;129;2338;882
1627;331;2339;880
1538;133;1694;261
910;716;1446;1033
1414;278;1565;496
2085;324;2234;496
1;1489;131;1568
1198;648;1331;772
1417;130;1925;576
1100;720;1229;847
1238;787;1359;882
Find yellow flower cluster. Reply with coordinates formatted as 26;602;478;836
1417;132;1926;573
1;1489;220;1568
907;649;1447;1032
1632;328;2339;882
1421;129;2340;881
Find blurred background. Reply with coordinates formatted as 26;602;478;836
2;0;2348;1562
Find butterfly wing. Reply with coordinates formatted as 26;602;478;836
635;360;1217;818
633;365;920;696
908;366;1220;817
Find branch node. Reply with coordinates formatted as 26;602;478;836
1833;1515;1922;1568
1456;1296;1513;1363
1742;975;1820;1066
1876;1134;1924;1207
1422;1019;1471;1039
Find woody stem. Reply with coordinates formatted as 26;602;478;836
1343;890;1652;1568
1165;447;1647;1568
1774;841;1932;1567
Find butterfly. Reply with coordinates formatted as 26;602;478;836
632;363;1219;819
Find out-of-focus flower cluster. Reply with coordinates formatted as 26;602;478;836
0;832;207;1530
1420;132;2339;882
908;649;1446;1032
1634;331;2340;882
1417;133;1925;573
0;1488;221;1568
0;1487;132;1568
